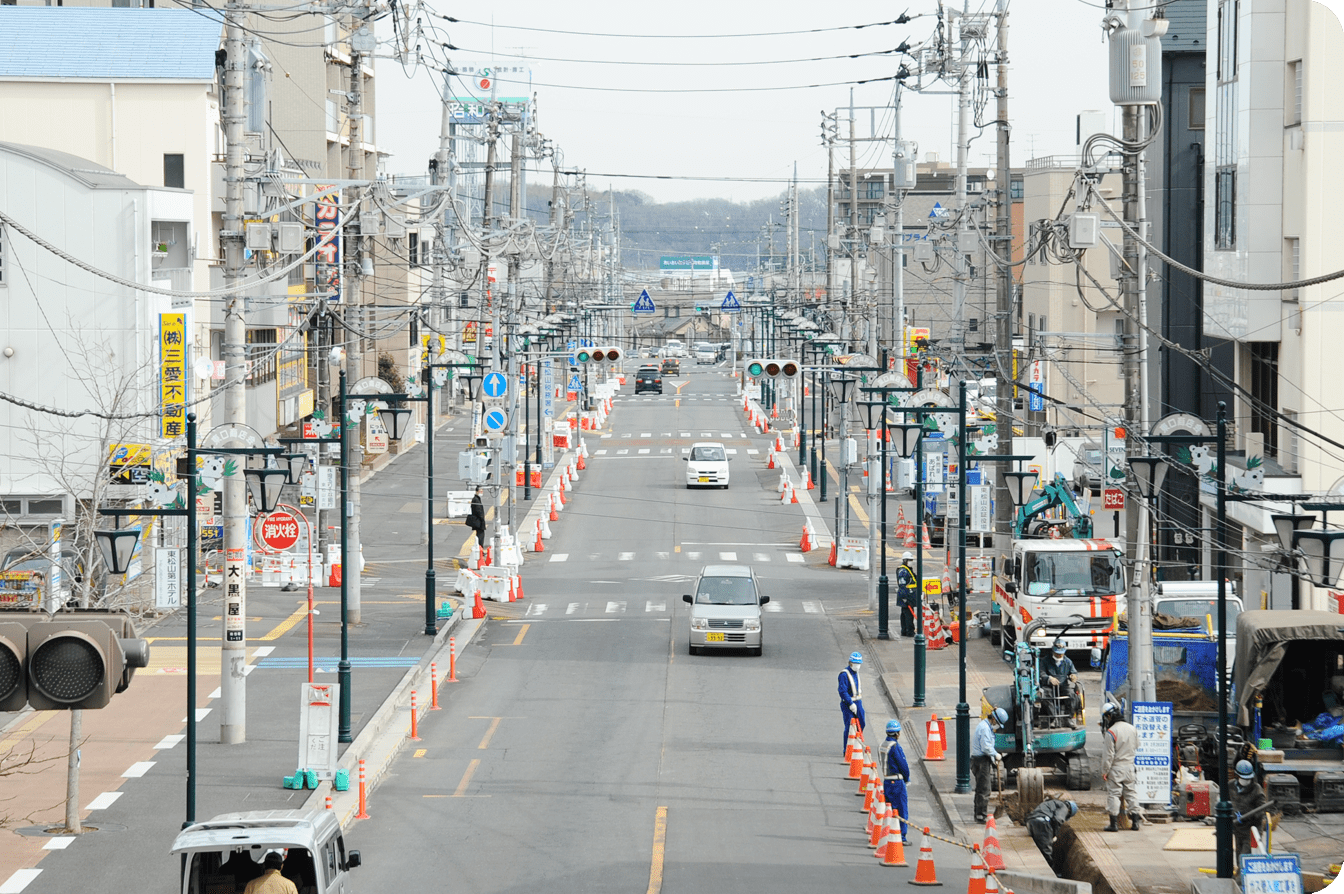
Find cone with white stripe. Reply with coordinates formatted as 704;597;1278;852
908;827;942;885
878;808;909;866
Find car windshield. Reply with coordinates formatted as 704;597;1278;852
1157;598;1240;631
1024;551;1123;596
695;576;757;605
691;446;725;462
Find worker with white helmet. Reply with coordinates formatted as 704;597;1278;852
971;707;1009;823
896;551;918;637
879;719;913;843
1101;702;1141;832
837;651;867;754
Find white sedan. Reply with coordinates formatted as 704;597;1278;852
684;442;730;489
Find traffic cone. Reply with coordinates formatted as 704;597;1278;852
549;493;559;521
829;541;838;566
982;815;1005;871
896;506;908;534
983;869;1000;894
800;523;813;552
507;575;516;602
577;450;586;471
534;520;545;553
925;714;946;761
805;466;814;490
515;575;524;601
967;845;986;894
903;521;917;549
869;799;887;848
768;449;776;470
848;739;865;779
790;485;800;504
921;523;932;549
909;827;942;885
860;759;875;804
775;433;784;452
879;809;909;866
781;482;791;504
771;405;778;419
472;587;486;619
844;720;861;765
558;481;567;506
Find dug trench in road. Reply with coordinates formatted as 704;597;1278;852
0;414;482;893
344;368;973;893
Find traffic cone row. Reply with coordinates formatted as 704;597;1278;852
767;449;776;470
804;465;814;490
800;522;814;552
533;518;545;553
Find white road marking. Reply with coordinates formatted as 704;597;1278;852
252;646;275;658
621;433;631;438
753;553;770;562
726;449;738;455
785;553;806;563
638;448;650;454
525;603;548;616
85;792;123;811
596;450;608;456
747;449;760;455
0;870;42;892
681;448;690;454
122;761;155;778
802;601;822;614
660;448;672;454
42;838;75;851
550;553;569;562
617;449;629;455
765;602;782;612
721;433;732;438
606;601;626;613
701;432;712;437
686;551;702;560
601;434;612;439
641;432;652;437
719;551;737;561
680;432;691;437
645;601;665;612
180;708;211;723
662;432;672;437
587;553;601;561
656;552;670;560
567;603;580;614
619;552;635;561
153;735;185;750
208;687;221;699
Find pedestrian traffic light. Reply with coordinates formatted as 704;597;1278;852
458;449;494;484
1;611;149;711
745;358;800;379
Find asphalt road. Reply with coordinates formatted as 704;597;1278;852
347;367;973;893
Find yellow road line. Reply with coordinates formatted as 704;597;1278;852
453;759;480;797
646;806;668;894
259;602;309;642
511;624;530;646
477;717;502;750
848;494;869;525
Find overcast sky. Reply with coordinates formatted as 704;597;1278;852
372;1;1343;204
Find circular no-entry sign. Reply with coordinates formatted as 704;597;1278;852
259;510;301;551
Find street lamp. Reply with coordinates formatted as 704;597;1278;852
1003;469;1040;510
243;468;288;514
279;452;309;486
94;528;141;576
1292;530;1344;588
1272;512;1317;553
378;407;414;441
859;400;891;638
1129;455;1170;501
830;375;858;540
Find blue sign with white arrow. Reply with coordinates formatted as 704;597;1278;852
481;371;508;399
721;290;741;312
632;289;656;315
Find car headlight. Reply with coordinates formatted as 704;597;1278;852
691;617;708;629
744;620;760;631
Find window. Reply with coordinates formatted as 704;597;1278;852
1010;179;1024;201
163;154;184;189
1215;168;1236;251
1248;341;1279;460
1283;409;1300;475
1216;0;1238;84
408;232;419;267
865;180;884;200
1288;60;1303;126
1188;88;1206;131
246;328;278;385
0;495;68;520
1286;237;1300;301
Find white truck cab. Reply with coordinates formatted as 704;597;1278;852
171;809;360;894
995;538;1126;651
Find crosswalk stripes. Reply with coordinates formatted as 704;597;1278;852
520;599;824;617
544;550;807;564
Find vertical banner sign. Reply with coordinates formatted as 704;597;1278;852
313;186;342;303
1028;360;1046;412
541;359;555;467
1131;701;1173;806
969;484;992;533
317;465;337;510
298;682;340;779
926;451;946;492
47;518;64;612
155;547;183;609
160;313;187;438
224;547;245;642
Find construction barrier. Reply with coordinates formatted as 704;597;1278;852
835;536;871;571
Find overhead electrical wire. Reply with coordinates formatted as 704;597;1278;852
441;45;906;67
439;15;915;40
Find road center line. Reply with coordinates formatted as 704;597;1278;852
477;717;502;750
646;806;668;894
453;759;480;797
511;624;530;646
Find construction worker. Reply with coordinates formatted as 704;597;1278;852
896;552;918;637
838;651;866;755
971;707;1008;823
244;851;298;894
1101;702;1141;831
1231;759;1268;856
1024;798;1077;877
879;719;912;843
1039;638;1081;727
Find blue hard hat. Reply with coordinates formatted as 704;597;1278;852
887;719;902;735
1235;759;1255;780
1066;800;1078;818
992;708;1009;725
1052;638;1067;655
849;652;863;664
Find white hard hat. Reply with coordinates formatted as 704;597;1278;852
902;551;914;561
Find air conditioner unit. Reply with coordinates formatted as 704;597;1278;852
245;222;272;251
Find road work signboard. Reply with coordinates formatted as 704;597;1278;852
298;682;340;780
1132;701;1173;806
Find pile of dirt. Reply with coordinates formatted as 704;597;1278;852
1156;679;1217;713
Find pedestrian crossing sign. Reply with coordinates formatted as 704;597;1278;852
568;374;583;391
632;289;656;315
721;290;741;312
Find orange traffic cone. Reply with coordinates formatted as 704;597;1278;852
925;714;947;761
549;494;559;522
879;808;909;866
771;405;779;419
921;523;932;549
903;522;917;549
869;799;887;848
983;868;1000;894
775;433;784;452
577;451;586;471
534;520;545;553
800;523;813;552
829;541;838;566
860;752;878;800
472;588;486;619
768;450;776;470
790;485;800;504
844;719;861;764
909;827;942;885
848;740;865;780
967;845;986;894
981;815;1005;871
805;466;815;490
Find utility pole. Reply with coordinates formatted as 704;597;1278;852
426;70;454;545
951;1;973;354
480;108;500;552
219;0;249;745
344;11;368;627
507;131;522;530
993;0;1016;553
822;112;837;306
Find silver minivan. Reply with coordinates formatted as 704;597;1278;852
171;809;361;894
682;564;767;656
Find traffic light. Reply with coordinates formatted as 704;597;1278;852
0;611;149;711
745;358;800;379
457;449;494;484
577;346;622;364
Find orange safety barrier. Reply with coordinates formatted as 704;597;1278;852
430;663;441;709
448;637;459;682
410;690;421;741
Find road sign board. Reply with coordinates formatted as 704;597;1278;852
259;510;301;551
1103;487;1125;510
632;289;656;315
1239;854;1302;894
483;407;509;433
567;374;583;392
721;290;741;312
481;371;508;399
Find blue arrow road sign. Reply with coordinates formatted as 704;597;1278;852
481;371;508;399
721;290;741;312
632;289;656;315
483;408;508;432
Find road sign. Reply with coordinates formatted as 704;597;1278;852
568;374;582;392
1028;360;1046;412
483;407;509;434
481;371;508;400
632;289;656;315
259;510;301;551
1131;702;1173;805
1103;487;1125;510
1239;854;1302;894
721;290;741;312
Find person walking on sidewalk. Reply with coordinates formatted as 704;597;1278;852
971;708;1008;822
838;651;866;754
896;552;918;637
1101;702;1141;831
244;851;298;894
467;486;486;548
879;719;912;843
1231;759;1268;856
1025;798;1077;876
1039;639;1081;727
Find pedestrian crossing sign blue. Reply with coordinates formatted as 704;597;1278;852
567;374;583;391
929;202;947;219
632;289;656;315
721;290;741;312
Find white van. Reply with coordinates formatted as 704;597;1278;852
171;809;361;894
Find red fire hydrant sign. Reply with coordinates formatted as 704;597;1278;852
260;510;301;551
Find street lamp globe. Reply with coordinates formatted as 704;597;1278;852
891;423;923;460
244;467;289;513
1272;513;1317;553
1003;470;1040;507
1292;530;1344;588
94;527;142;576
1129;456;1170;500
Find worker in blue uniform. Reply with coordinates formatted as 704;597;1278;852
896;552;918;637
879;719;912;843
838;651;866;754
